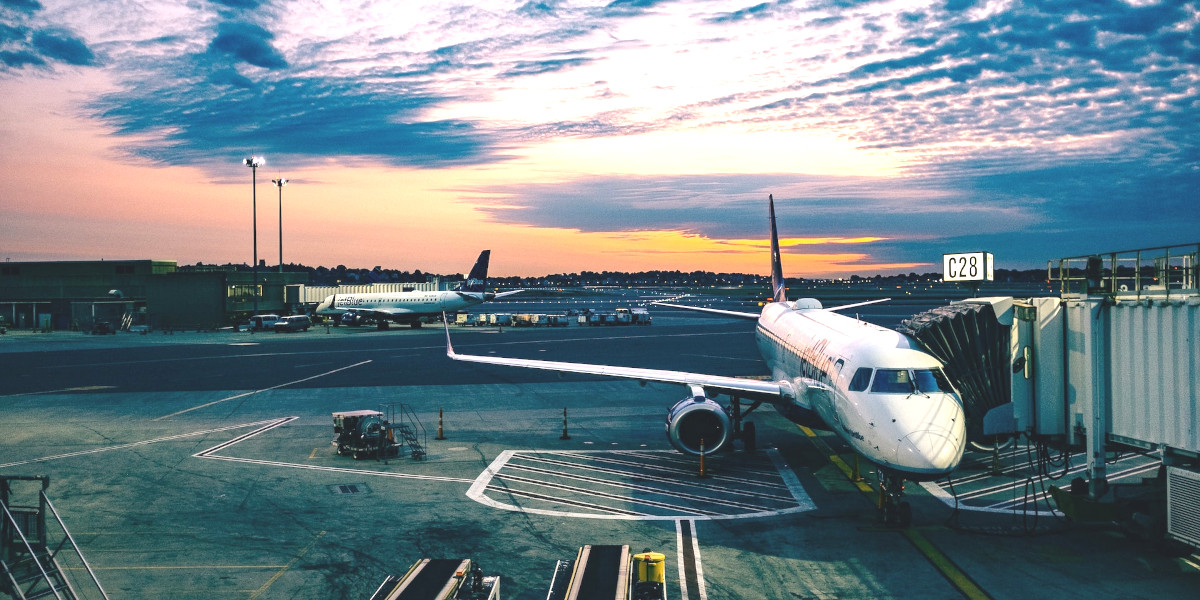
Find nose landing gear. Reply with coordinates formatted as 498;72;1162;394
878;471;912;527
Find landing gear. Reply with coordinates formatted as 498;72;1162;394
742;421;757;453
878;471;912;527
729;398;762;452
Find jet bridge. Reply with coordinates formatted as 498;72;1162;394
896;299;1012;447
544;545;667;600
900;243;1200;548
368;558;498;600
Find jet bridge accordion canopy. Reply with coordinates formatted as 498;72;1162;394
897;302;1011;444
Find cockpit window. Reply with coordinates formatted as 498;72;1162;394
871;369;913;394
848;367;873;392
869;368;953;394
914;368;952;393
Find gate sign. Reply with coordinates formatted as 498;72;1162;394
943;252;994;282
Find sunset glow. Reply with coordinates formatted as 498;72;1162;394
2;0;1196;277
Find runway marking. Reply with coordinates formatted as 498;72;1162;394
153;360;372;420
900;528;992;600
496;473;720;516
466;449;814;520
0;385;117;398
0;418;293;469
191;416;474;484
519;453;794;496
503;463;789;511
798;425;993;600
798;425;873;493
675;519;707;600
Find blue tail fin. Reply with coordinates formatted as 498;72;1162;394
769;195;788;303
456;250;490;293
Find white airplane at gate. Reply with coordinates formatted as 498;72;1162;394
445;197;965;524
316;250;519;329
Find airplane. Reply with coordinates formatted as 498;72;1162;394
315;250;519;329
444;196;966;525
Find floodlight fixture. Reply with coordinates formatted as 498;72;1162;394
244;156;264;316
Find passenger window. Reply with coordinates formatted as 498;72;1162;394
871;369;913;394
848;367;873;392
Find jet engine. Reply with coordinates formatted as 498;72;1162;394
665;396;731;455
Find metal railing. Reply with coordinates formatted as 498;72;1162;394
1048;243;1199;300
1;477;108;600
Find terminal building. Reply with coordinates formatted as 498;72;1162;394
0;260;348;331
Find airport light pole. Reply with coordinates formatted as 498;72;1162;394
244;156;264;317
272;178;288;273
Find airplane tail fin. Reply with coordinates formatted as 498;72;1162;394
769;195;788;303
456;250;491;293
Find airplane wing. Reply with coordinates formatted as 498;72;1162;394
650;302;759;319
443;323;788;403
653;298;889;317
493;290;524;299
825;298;890;311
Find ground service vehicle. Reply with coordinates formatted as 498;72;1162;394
273;315;311;332
332;410;399;460
248;314;279;330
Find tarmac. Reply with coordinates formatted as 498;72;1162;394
1;306;1198;600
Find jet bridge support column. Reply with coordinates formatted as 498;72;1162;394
1065;298;1109;498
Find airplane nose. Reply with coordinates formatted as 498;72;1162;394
894;427;964;475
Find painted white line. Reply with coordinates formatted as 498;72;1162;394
767;448;818;511
192;416;475;484
676;520;690;600
0;418;292;469
154;360;372;420
0;385;117;398
675;519;707;600
691;521;708;600
465;449;815;521
198;454;475;483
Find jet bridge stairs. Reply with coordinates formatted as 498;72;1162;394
1;476;108;600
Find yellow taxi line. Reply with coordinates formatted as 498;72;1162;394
797;425;992;600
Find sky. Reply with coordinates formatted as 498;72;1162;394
1;0;1197;278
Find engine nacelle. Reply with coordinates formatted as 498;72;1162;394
665;396;732;455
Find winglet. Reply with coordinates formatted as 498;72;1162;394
442;313;456;357
769;194;788;303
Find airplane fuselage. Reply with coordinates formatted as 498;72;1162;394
755;300;966;480
315;290;489;322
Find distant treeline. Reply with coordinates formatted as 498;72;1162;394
182;262;1052;287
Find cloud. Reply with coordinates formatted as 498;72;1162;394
22;0;1197;270
0;48;42;67
1;0;42;14
0;0;95;70
207;21;287;69
211;0;265;9
31;28;93;65
90;66;503;168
